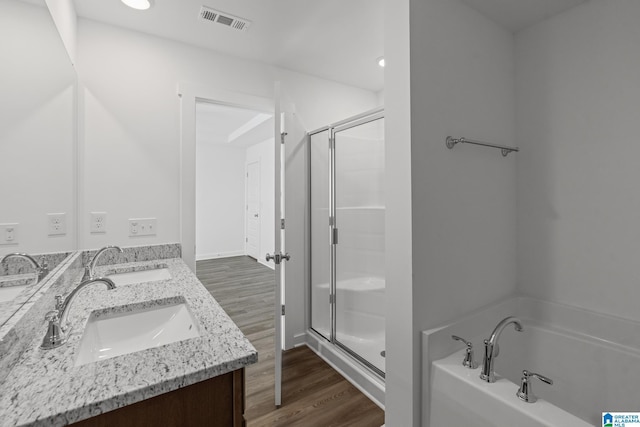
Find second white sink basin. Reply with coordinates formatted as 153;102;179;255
0;275;34;302
75;301;200;366
106;267;171;286
0;284;28;303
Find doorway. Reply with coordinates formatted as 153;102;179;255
194;100;274;268
192;97;280;414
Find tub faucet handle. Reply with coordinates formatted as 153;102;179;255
451;335;478;369
516;369;553;403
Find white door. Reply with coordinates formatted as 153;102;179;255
271;83;285;407
246;161;260;259
269;83;307;407
281;110;307;351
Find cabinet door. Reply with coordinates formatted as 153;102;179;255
70;369;245;427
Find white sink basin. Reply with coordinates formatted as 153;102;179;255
0;275;33;302
0;284;28;303
75;301;200;366
106;267;171;286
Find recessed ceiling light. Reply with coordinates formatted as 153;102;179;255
121;0;152;10
377;56;385;68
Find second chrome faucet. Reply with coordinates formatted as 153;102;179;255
480;316;523;383
1;252;49;282
82;245;123;281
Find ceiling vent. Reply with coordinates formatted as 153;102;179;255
198;6;251;32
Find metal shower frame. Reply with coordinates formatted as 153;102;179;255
307;107;385;379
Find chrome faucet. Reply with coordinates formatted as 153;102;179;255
82;245;123;281
480;316;523;383
1;253;49;282
41;277;116;349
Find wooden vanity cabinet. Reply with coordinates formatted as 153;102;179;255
70;368;245;427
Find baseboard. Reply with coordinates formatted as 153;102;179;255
293;333;307;347
257;258;275;270
196;251;245;261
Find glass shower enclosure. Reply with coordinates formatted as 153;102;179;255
309;109;385;376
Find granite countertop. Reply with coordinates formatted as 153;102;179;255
0;258;257;426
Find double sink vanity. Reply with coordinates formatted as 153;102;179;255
0;244;257;426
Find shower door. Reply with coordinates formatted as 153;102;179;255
309;109;386;377
333;113;385;376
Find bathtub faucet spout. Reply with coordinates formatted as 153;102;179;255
480;316;523;383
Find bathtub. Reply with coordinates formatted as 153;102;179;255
423;296;640;426
431;350;591;427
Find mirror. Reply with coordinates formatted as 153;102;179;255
0;0;77;326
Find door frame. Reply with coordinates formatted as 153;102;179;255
180;83;297;408
178;83;274;271
245;159;261;260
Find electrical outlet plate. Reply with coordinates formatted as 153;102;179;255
129;218;157;237
0;223;18;245
47;213;66;236
90;212;107;234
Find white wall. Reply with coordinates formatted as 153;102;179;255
516;0;640;323
75;18;377;384
45;0;77;64
383;0;414;424
195;144;246;260
376;90;385;107
246;138;275;269
276;70;378;133
77;19;377;250
0;0;76;256
409;0;517;424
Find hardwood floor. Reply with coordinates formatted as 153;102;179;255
196;256;385;427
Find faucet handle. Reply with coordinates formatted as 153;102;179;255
452;335;472;347
44;310;59;323
37;258;49;281
526;370;553;385
451;335;478;369
55;294;65;311
516;369;553;403
41;310;66;349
